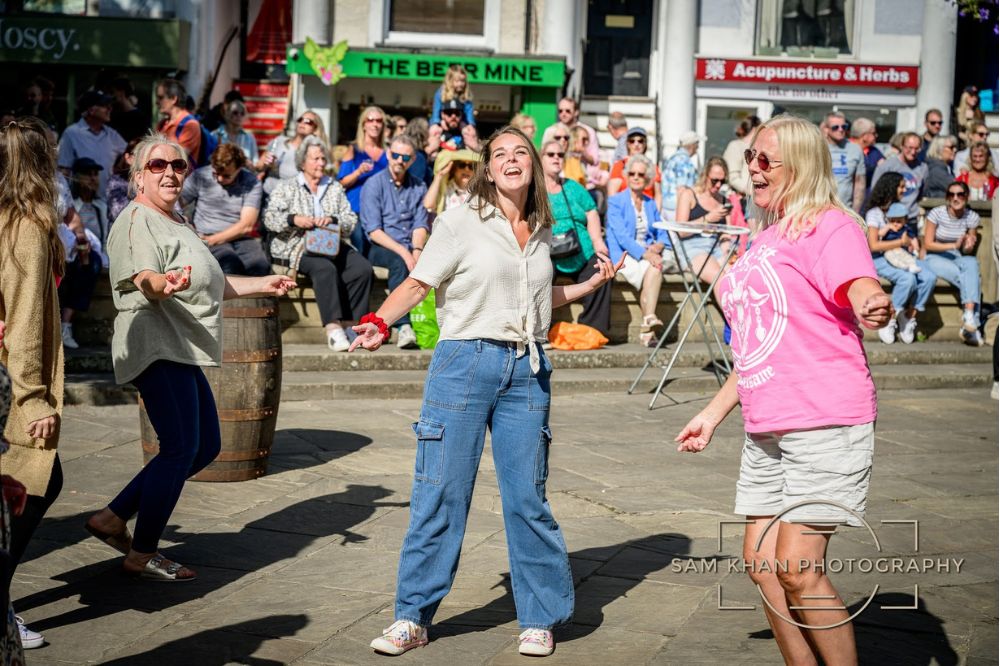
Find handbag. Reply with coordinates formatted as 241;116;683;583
549;187;583;259
304;224;340;257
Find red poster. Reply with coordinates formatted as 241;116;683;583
695;58;919;90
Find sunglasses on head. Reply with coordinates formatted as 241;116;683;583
146;158;188;175
946;190;967;199
390;151;412;163
297;116;317;126
829;124;849;131
744;148;782;171
544;151;565;158
709;177;725;186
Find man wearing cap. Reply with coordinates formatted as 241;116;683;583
360;134;429;349
57;90;126;194
661;131;702;221
608;127;662;207
438;99;467;150
822;111;865;212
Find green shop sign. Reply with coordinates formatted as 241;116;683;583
287;40;564;88
0;16;190;69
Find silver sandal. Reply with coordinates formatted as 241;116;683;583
129;555;196;582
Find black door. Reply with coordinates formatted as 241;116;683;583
583;0;654;97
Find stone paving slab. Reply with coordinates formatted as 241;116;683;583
9;387;998;665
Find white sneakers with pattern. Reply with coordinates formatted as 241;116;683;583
327;328;350;352
370;619;428;655
518;628;554;656
16;615;44;649
397;323;419;349
897;311;918;345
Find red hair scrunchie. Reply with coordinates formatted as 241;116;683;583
360;312;390;343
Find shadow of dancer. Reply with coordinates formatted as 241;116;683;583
101;614;309;665
440;533;716;642
13;484;406;634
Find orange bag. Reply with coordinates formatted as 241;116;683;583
547;321;609;350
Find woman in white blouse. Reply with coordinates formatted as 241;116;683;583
352;127;622;658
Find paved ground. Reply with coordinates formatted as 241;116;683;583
10;386;998;665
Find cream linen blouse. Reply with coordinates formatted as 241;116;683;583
409;197;553;372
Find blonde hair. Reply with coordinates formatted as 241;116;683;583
966;140;997;176
0;116;64;277
297;109;329;146
354;105;386;148
441;65;472;103
694;156;729;192
128;133;188;197
570;125;589;152
926;135;956;160
747;114;863;240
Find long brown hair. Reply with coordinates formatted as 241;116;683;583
0;117;64;277
467;126;552;230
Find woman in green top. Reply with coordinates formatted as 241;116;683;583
84;135;295;582
541;139;613;336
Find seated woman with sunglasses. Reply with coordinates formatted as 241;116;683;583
541;139;614;336
606;154;672;347
672;156;734;286
424;148;478;215
211;99;258;162
86;134;296;581
258;110;328;196
922;180;984;346
266;136;374;352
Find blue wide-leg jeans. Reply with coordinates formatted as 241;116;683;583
394;339;575;629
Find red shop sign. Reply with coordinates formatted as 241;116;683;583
695;58;918;90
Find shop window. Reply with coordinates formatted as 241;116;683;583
389;0;485;35
756;0;856;57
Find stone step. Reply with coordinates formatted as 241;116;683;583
65;340;992;375
64;362;993;407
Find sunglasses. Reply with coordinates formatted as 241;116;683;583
927;120;943;126
628;137;646;143
441;110;461;116
974;131;989;137
744;148;782;171
452;161;474;169
146;158;188;174
365;116;384;124
626;171;647;177
545;151;565;158
390;151;413;163
554;134;569;140
829;124;849;131
946;191;967;199
297;116;317;126
709;178;726;186
558;108;573;114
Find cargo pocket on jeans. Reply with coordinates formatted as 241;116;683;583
412;420;445;485
535;426;552;484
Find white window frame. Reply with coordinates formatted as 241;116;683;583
754;0;861;60
371;0;501;51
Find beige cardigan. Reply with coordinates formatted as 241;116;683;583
0;221;63;496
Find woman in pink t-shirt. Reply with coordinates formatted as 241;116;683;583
675;115;893;666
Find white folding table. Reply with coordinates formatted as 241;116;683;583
628;221;749;409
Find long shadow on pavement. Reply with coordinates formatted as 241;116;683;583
14;484;405;633
441;533;708;641
16;428;374;566
100;614;310;665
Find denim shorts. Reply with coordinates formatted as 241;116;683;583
677;235;725;269
733;422;875;527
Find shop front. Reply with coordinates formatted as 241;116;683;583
0;14;191;130
693;57;920;160
285;43;565;146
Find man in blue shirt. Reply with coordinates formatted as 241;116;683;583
822;111;865;212
360;134;429;349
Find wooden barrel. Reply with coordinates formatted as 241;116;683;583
139;296;282;482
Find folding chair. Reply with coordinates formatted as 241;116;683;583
628;221;749;409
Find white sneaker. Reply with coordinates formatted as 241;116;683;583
518;628;555;656
897;311;918;344
877;318;897;344
370;620;428;655
16;616;44;649
961;327;985;347
327;329;350;352
397;323;419;349
61;322;79;349
962;310;979;333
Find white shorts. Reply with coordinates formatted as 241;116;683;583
618;255;652;290
733;422;875;527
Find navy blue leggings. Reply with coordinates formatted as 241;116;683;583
109;360;221;554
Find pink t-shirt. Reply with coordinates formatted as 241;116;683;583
717;209;878;433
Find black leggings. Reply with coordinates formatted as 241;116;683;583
553;257;613;336
7;455;62;585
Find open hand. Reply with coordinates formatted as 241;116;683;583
676;412;717;452
858;291;894;329
257;275;297;296
586;252;626;290
349;322;384;352
163;266;192;297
